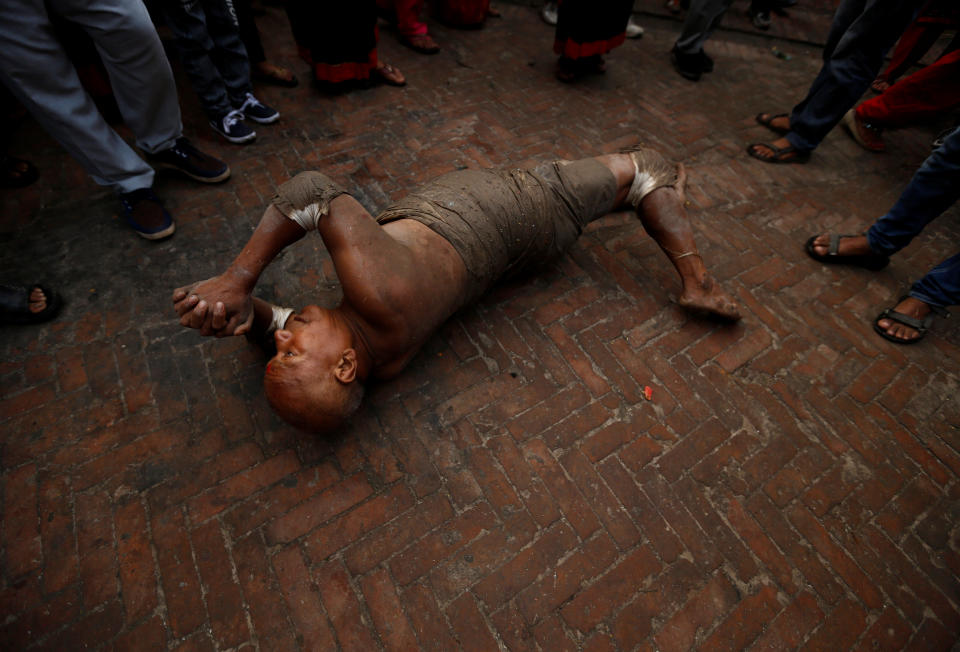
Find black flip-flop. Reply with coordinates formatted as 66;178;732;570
746;142;810;164
0;283;61;325
755;113;790;135
804;234;889;271
873;299;948;344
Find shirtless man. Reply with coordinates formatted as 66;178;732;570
173;149;740;432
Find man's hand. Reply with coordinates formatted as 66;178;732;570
173;274;254;337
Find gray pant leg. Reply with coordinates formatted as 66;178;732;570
675;0;735;54
51;0;184;154
0;0;157;192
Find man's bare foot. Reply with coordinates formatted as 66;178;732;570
373;62;406;86
253;61;299;87
874;296;935;343
678;275;742;321
755;112;790;134
809;234;870;257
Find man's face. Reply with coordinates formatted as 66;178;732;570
265;305;346;381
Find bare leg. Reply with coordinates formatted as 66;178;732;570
595;153;741;320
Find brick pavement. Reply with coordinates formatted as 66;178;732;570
2;3;960;651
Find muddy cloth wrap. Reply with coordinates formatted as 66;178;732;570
376;158;618;305
272;171;350;231
625;148;678;209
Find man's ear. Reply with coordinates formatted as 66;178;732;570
333;348;357;384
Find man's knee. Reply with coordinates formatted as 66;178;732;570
625;147;679;208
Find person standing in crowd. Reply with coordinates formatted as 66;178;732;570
377;0;441;54
552;0;635;82
0;0;230;240
805;127;960;344
284;2;406;90
670;0;733;81
843;47;960;153
157;0;280;145
749;0;919;163
234;0;299;87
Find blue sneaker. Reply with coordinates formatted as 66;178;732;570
119;188;175;240
235;92;279;125
210;109;256;144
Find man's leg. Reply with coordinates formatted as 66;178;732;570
198;0;256;104
597;152;741;320
52;0;183;155
0;0;155;192
856;49;960;129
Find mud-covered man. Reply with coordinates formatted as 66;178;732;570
173;149;741;432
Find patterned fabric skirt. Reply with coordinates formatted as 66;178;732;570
284;1;378;83
554;0;634;60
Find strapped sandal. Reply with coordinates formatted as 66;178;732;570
804;234;889;271
873;298;948;345
746;142;810;164
0;283;61;325
755;112;789;135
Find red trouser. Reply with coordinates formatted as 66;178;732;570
376;0;427;36
857;48;960;128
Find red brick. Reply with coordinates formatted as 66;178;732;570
359;567;420;651
152;507;205;637
722;491;797;594
516;532;618;624
610;559;703;650
906;617;956;651
0;585;82;651
740;435;799;493
313;560;380;651
658;417;731;482
746;492;843;603
33;599;123;652
115;499;157;623
445;592;500;652
561;545;661;633
0;382;56;419
272;545;338;649
798;597;867;652
560;448;640;549
852;607;912;652
400;582;459;651
389;501;498;585
539;398;611;449
716;327;772;372
112;615;167;652
2;464;41;578
55;346;88;392
599;457;685;563
580;412;657;462
304;483;415;562
490;605;537;652
507;384;592;440
875;475;939;539
265;471;373;544
532;613;578;651
488;435;561;528
523;437;601;539
653;573;739;652
750;591;824;651
38;474;78;594
690;431;756;485
465;445;525;519
344;491;454;574
187;450;300;523
232;534;300;651
223;460;341;537
192;519;250;649
699;584;780;652
576;327;645;403
474;521;579;608
763;447;833;508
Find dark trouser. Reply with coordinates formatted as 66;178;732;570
160;0;253;118
867;127;960;308
786;0;919;152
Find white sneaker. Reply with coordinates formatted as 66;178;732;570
626;17;644;38
541;1;557;25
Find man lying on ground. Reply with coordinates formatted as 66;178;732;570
173;149;741;432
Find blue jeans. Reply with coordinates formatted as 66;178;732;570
160;0;252;118
786;0;918;152
867;126;960;309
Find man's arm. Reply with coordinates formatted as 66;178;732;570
173;204;306;335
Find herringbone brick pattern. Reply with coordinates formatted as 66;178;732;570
2;3;959;650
